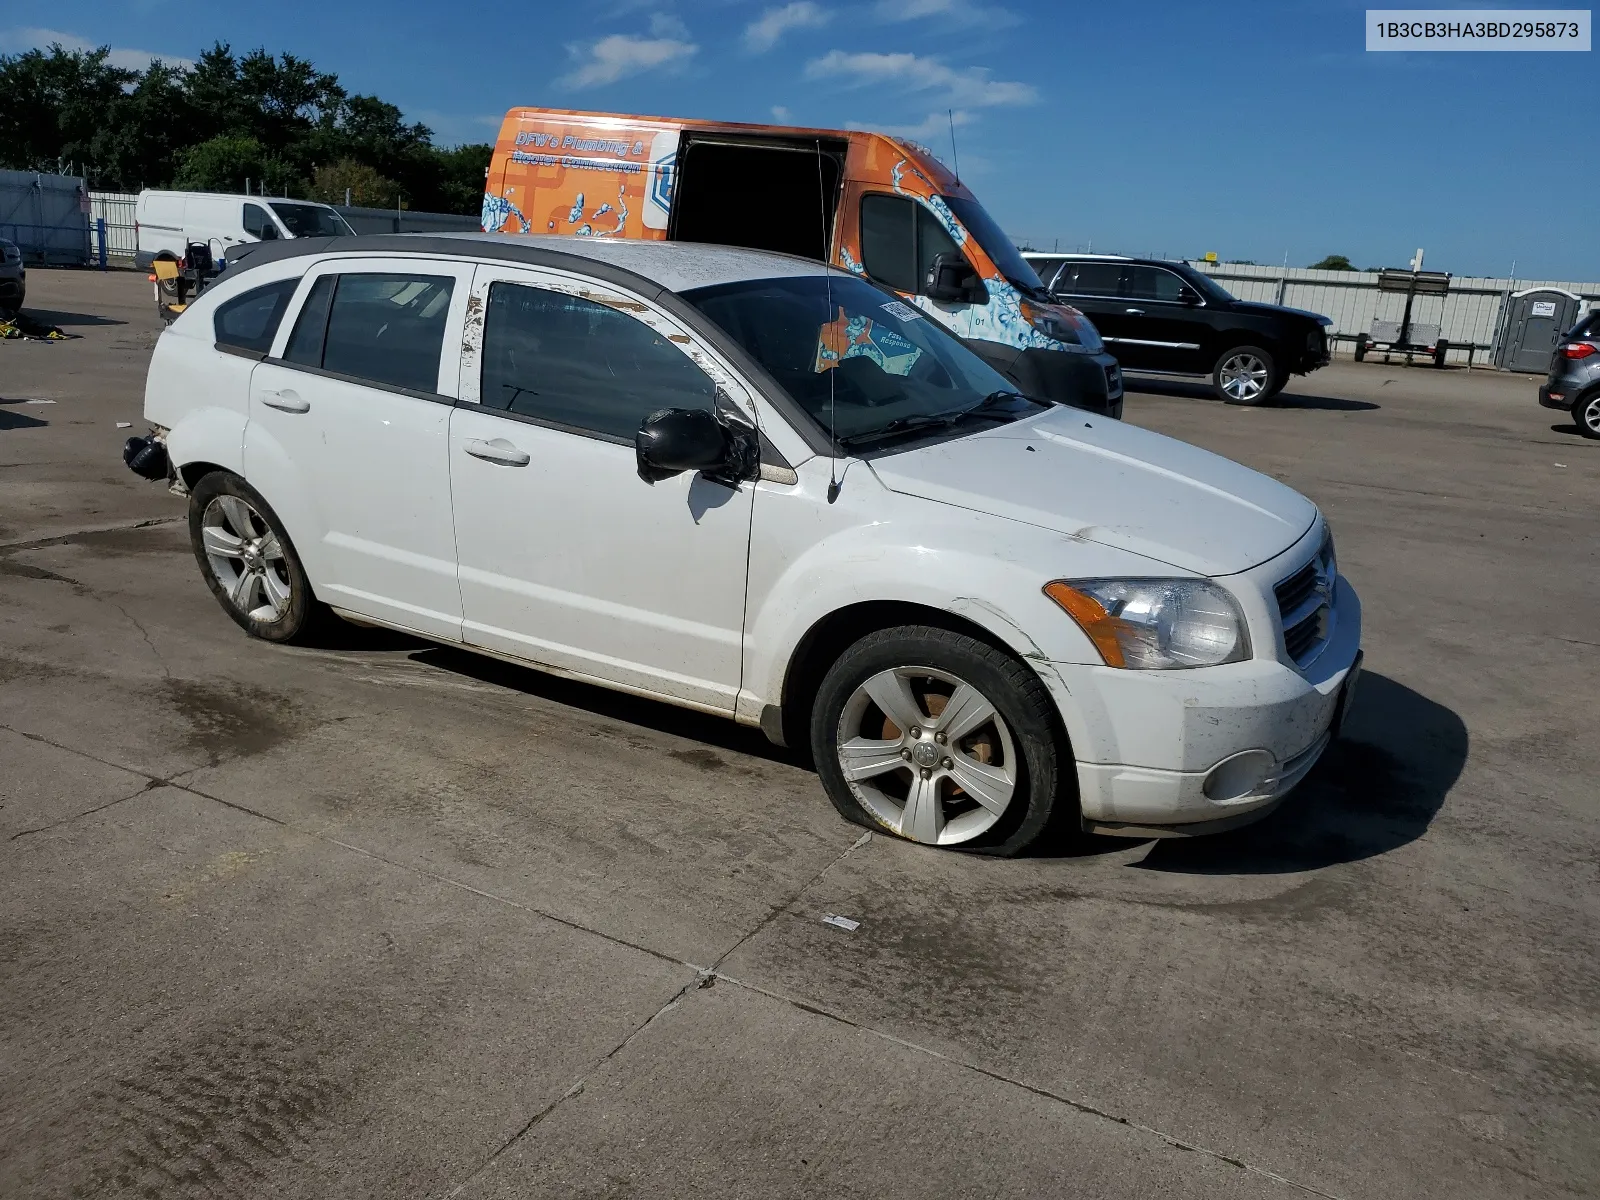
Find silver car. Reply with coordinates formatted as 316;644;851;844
1539;309;1600;439
0;239;24;314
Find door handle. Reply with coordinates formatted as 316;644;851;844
464;437;531;467
260;389;309;413
1125;308;1145;315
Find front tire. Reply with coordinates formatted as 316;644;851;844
810;626;1069;855
1213;345;1279;405
188;472;328;642
1575;391;1600;440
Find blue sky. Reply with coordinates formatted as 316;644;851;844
5;1;1595;278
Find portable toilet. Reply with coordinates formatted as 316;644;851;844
1494;287;1583;374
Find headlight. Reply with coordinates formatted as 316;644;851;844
1043;578;1251;669
1019;300;1101;353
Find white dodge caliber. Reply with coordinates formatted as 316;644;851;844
132;233;1362;855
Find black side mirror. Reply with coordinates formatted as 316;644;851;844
924;252;983;304
636;407;757;486
1177;285;1200;305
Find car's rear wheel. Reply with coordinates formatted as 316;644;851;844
1213;345;1279;405
188;472;328;642
810;626;1068;855
1575;391;1600;440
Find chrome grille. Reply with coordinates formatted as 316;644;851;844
1276;534;1336;669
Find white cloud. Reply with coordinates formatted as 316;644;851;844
744;2;832;52
649;12;690;38
0;26;194;71
559;33;698;89
854;108;975;141
872;0;1017;26
771;104;792;121
805;50;1036;107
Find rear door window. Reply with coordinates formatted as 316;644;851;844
1061;262;1124;297
479;283;716;441
213;278;300;353
288;273;454;393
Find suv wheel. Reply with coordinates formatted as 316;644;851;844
188;472;329;642
810;626;1068;855
1575;392;1600;440
1213;345;1279;405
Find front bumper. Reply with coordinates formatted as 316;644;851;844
967;338;1124;418
1039;577;1362;835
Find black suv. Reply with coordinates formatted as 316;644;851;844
1023;255;1332;405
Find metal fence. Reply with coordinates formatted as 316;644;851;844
89;191;138;262
1182;263;1600;366
0;169;91;265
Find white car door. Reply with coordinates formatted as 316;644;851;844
243;256;473;640
450;263;756;713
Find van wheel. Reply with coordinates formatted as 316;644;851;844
155;258;179;299
188;472;330;643
810;626;1067;855
1213;345;1278;405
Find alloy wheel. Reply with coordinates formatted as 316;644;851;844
1220;353;1270;402
835;666;1018;845
1583;395;1600;436
201;494;292;622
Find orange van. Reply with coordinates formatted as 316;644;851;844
483;108;1123;417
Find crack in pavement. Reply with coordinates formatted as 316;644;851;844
3;723;1349;1199
8;777;162;841
0;515;183;554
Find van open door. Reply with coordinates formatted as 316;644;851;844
669;133;848;262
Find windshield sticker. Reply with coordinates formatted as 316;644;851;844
879;300;921;322
815;308;923;377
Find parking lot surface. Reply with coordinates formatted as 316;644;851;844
2;269;1596;1199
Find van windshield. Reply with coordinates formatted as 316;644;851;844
683;274;1046;450
942;196;1044;295
269;202;353;238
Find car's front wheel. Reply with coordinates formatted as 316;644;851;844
188;471;328;642
1574;392;1600;440
810;626;1068;855
1213;345;1280;405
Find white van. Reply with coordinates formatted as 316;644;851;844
135;191;354;279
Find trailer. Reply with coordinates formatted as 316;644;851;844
1354;268;1453;367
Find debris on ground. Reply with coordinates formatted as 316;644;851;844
821;914;860;932
0;313;73;341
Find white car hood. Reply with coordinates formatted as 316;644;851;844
867;408;1317;577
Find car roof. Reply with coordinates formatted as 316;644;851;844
1021;252;1132;262
226;231;845;295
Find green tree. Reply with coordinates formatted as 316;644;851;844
307;159;399;208
173;135;295;194
88;60;194;190
0;44;134;173
1309;254;1355;271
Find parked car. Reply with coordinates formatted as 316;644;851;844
1538;308;1600;439
127;234;1362;854
1023;254;1332;405
0;238;24;313
135;190;355;296
484;107;1123;418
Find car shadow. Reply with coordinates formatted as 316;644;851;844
1128;670;1465;874
1549;422;1597;440
1123;374;1380;411
19;308;125;327
0;398;49;430
406;643;800;765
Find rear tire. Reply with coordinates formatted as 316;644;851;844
188;472;331;643
810;625;1070;856
1574;391;1600;440
1213;345;1278;405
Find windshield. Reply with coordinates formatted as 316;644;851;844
269;202;353;238
684;274;1046;450
942;196;1044;294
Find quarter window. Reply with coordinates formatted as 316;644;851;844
213;278;300;354
1125;266;1187;303
306;273;455;393
480;283;716;441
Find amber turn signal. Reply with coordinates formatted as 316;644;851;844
1042;581;1129;668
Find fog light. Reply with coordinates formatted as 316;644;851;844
1203;750;1276;803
